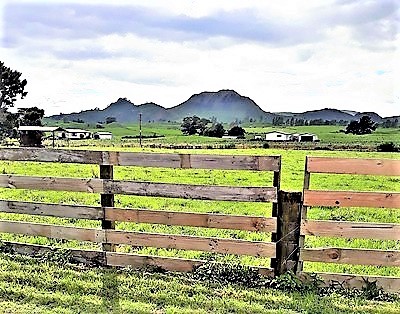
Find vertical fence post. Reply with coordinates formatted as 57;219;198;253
100;164;115;252
273;191;302;276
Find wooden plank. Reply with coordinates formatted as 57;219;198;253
106;252;275;276
0;220;105;242
302;220;400;240
109;152;281;171
0;148;281;171
303;190;400;209
0;175;103;193
106;230;276;258
0;200;103;219
300;272;400;293
0;241;106;267
0;148;104;164
105;208;276;232
300;247;400;266
306;156;400;176
104;180;277;202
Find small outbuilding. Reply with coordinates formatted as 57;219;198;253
292;133;319;142
264;131;293;141
93;132;113;140
18;126;65;147
57;129;91;140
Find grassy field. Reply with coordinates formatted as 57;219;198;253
0;144;399;312
1;253;399;314
43;121;400;147
0;148;398;276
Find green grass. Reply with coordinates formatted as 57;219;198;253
0;253;398;314
0;145;399;312
0;148;398;277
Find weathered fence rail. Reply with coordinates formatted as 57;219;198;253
0;149;398;292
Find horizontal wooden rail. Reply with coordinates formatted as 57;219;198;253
300;247;400;266
0;220;275;257
0;200;276;232
104;180;277;202
0;148;281;171
300;272;400;293
0;175;277;202
0;220;105;242
303;190;400;209
0;241;274;276
106;252;274;276
107;230;276;258
306;157;400;176
0;200;103;220
105;208;276;232
301;220;400;240
0;175;103;193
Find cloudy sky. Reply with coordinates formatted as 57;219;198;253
1;0;399;117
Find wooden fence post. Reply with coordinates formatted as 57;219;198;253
100;164;115;252
273;191;302;276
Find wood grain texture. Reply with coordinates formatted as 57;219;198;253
0;148;281;171
106;252;275;276
306;156;400;176
0;220;105;242
0;200;103;219
300;247;400;266
105;208;276;232
0;148;104;164
0;175;103;193
303;190;400;208
104;180;277;202
301;219;400;240
107;230;276;257
301;272;400;293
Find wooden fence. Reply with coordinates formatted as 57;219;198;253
299;156;400;292
0;148;280;276
0;149;398;292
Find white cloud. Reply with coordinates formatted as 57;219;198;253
1;0;399;117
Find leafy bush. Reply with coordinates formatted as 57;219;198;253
377;142;398;152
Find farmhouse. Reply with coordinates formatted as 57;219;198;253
57;129;91;140
264;131;293;141
93;132;113;140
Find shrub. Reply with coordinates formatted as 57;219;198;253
377;142;398;152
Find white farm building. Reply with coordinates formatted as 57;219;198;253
57;129;91;140
93;132;113;140
264;131;293;141
292;133;319;142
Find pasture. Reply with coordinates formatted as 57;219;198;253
0;146;398;313
44;121;400;147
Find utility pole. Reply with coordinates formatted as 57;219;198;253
139;112;142;148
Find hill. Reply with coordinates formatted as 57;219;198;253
48;90;388;124
49;90;274;123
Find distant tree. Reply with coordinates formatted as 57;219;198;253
0;61;28;110
18;107;45;147
18;107;44;126
181;116;210;135
106;116;117;124
345;116;377;135
228;126;245;137
204;123;225;138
